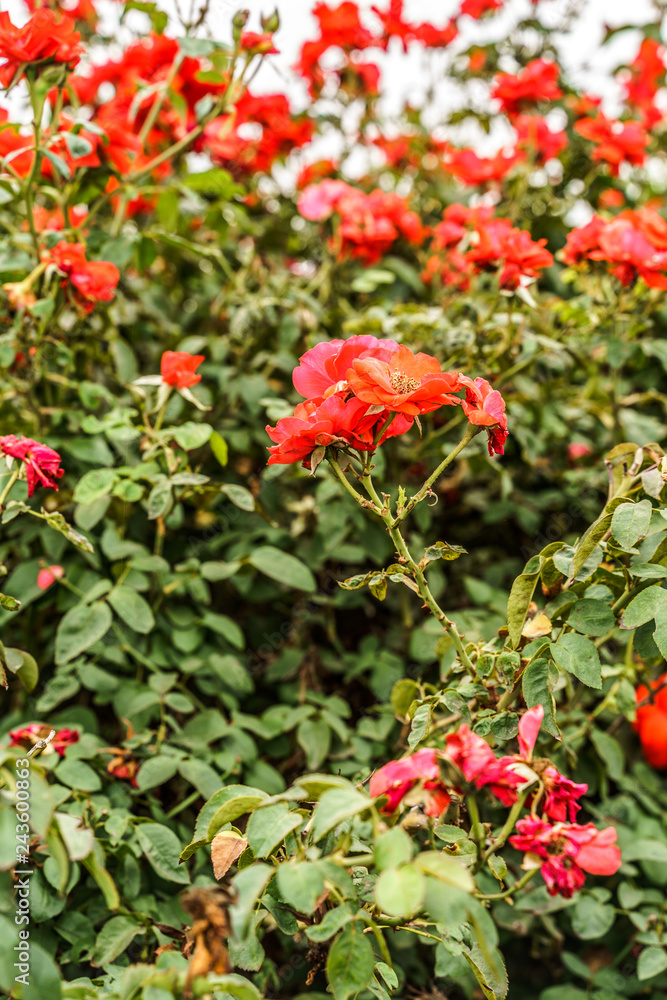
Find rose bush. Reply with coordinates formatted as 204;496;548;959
2;1;667;999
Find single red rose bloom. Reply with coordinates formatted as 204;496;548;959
460;377;509;456
293;335;399;400
347;343;463;417
266;395;374;466
161;351;205;389
0;434;64;497
43;241;120;310
445;724;522;806
369;748;451;817
510;817;621;898
240;31;279;55
9;723;79;757
0;9;83;86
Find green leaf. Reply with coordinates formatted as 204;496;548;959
507;556;542;648
550;634;601;688
229;863;273;939
375;827;414;871
276;861;324;914
414;852;474;891
249;545;316;592
222;483;256;511
327;923;375;1000
311;786;372;841
184;167;236;195
178;759;221;800
92;916;142;966
620;586;667;629
200;611;245;649
374;865;425;918
611;499;653;549
590;729;624;781
43;147;70;178
569;512;612;584
245;802;302;858
171;421;212;450
0;591;20;611
55;601;112;664
205;974;263;1000
652;602;667;658
571;893;615;939
210;430;229;467
135;756;179;791
202;786;269;839
488;855;507;882
136;823;191;884
297;717;331;770
522;658;559;737
73;468;117;506
81;845;119;910
305;907;354;942
107;585;155;634
146;480;173;520
622;839;667;863
407;702;431;748
566;599;614;637
56;759;102;793
637;946;667;981
4;646;38;691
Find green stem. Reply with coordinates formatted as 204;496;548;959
477;867;538;901
328;453;379;510
479;787;531;867
467;795;485;867
0;470;19;510
399;423;478;523
138;53;185;147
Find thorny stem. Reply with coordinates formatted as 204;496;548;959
477;867;538;901
327;428;478;676
398;424;479;524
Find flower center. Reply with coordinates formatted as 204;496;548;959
389;370;420;394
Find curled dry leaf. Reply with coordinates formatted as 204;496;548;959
181;887;231;993
522;612;552;639
211;830;248;880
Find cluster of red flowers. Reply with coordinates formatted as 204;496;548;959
443;147;523;187
621;38;665;129
9;723;79;757
370;706;621;899
423;203;553;292
491;59;563;118
574;113;649;175
562;208;667;289
298;180;424;263
42;241;120;311
205;92;313;178
266;335;508;467
0;435;64;497
635;674;667;769
296;0;458;98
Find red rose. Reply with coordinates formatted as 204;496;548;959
160;351;205;389
0;435;64;497
0;9;82;87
